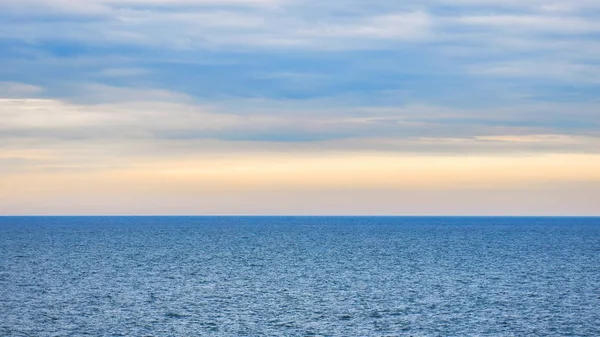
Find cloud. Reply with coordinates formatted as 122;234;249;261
0;0;433;47
1;2;599;150
297;12;432;40
1;85;599;165
1;1;599;214
96;67;148;77
434;0;600;11
468;61;600;83
2;0;598;93
0;82;44;97
455;14;600;34
0;9;434;50
67;83;193;103
0;0;282;15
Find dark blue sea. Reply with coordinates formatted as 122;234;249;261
1;217;599;336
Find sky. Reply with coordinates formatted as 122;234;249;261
0;0;599;215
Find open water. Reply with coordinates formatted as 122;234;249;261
1;216;599;336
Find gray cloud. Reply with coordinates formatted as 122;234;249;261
1;91;599;165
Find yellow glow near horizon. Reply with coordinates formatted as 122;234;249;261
1;152;599;215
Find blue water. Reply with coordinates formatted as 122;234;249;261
1;217;599;336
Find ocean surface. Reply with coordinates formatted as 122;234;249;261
1;216;599;336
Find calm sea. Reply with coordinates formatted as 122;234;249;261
1;216;599;336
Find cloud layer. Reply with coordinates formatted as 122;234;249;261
0;0;599;214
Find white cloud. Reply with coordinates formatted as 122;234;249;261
434;0;600;11
0;0;282;14
108;10;434;48
298;12;432;40
456;14;600;34
468;60;600;82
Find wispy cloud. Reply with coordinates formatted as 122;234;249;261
1;86;599;162
0;82;44;96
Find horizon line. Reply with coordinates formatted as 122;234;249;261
1;215;599;218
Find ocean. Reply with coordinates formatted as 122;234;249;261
1;216;598;336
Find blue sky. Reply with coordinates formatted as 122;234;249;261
0;0;599;214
